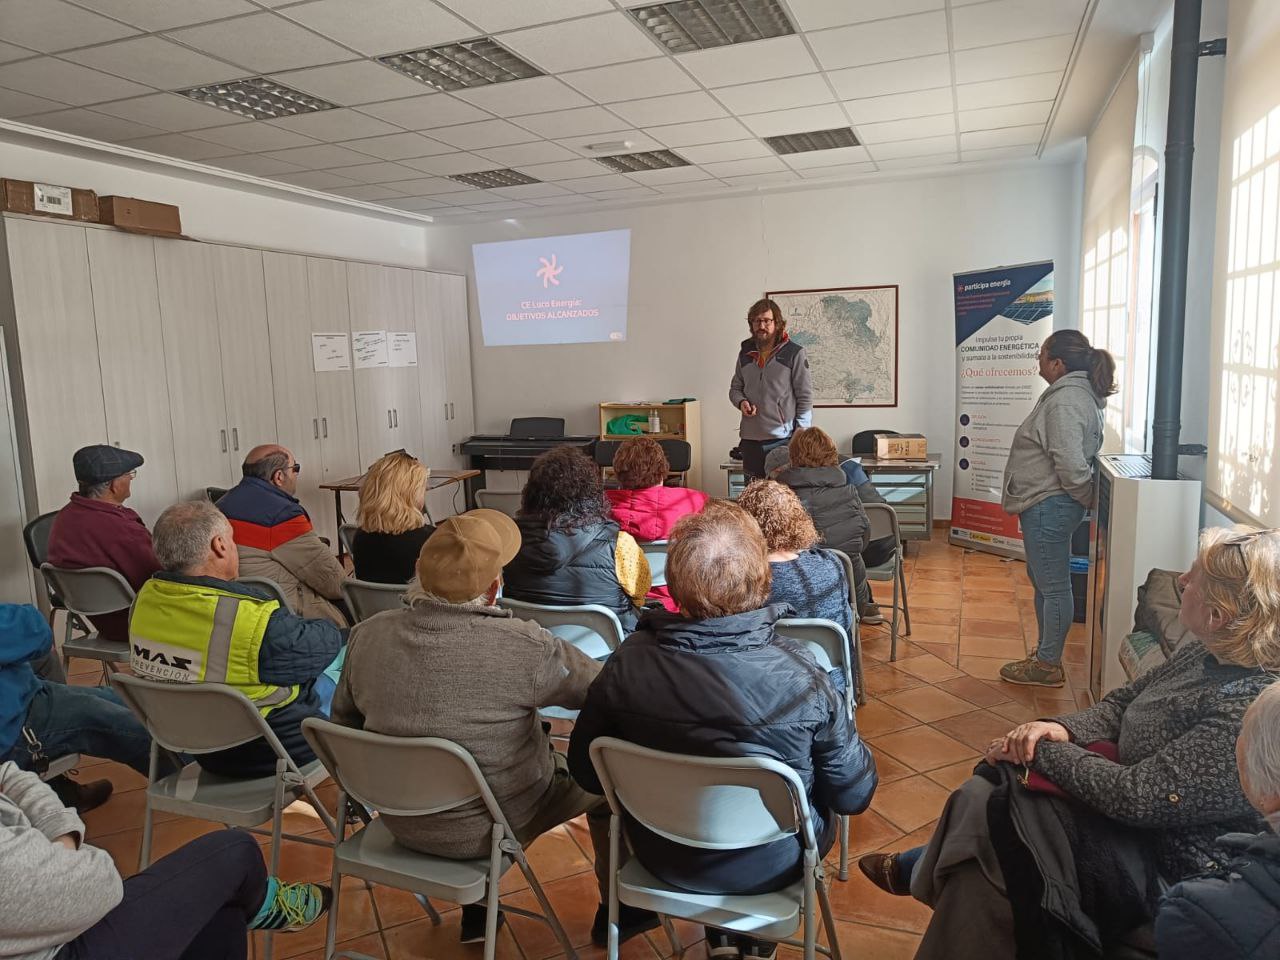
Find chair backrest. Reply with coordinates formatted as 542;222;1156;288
205;486;229;503
302;718;509;825
338;524;358;557
39;564;135;617
851;429;896;456
474;489;522;518
342;578;407;622
111;673;288;756
237;576;292;613
775;617;850;675
498;597;624;658
595;439;692;475
589;737;813;851
864;502;901;548
824;548;858;607
639;539;670;588
22;511;57;570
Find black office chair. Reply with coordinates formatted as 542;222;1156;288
595;439;692;486
851;430;897;457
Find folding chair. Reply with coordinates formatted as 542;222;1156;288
24;512;70;627
589;738;842;960
821;550;867;703
638;540;669;589
301;718;579;960
110;675;337;960
862;504;912;661
238;576;293;613
474;489;522;518
775;618;854;882
38;564;134;684
341;578;406;623
338;524;358;559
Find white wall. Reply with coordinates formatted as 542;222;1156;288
426;162;1083;516
0;136;429;267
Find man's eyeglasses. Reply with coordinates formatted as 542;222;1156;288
289;462;301;474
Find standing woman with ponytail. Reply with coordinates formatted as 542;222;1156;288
999;330;1116;687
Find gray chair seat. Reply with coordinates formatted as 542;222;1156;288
617;858;802;939
62;634;128;664
146;758;330;826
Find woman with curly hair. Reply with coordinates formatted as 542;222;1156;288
504;446;651;630
352;450;435;584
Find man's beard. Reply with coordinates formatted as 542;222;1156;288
755;331;776;348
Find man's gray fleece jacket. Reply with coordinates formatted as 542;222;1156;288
729;336;814;442
1001;370;1105;515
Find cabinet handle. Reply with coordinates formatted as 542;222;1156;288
392;408;398;428
322;417;328;438
387;409;393;429
443;403;449;421
220;429;228;453
450;402;455;420
313;418;320;440
232;427;239;451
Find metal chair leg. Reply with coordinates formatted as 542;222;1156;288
899;560;912;636
323;854;342;960
837;815;849;881
817;874;844;960
413;893;442;925
888;557;902;661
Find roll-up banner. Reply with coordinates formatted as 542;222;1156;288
950;261;1054;559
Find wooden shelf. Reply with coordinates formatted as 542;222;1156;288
599;399;702;491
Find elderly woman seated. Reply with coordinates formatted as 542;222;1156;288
858;527;1280;960
1155;677;1280;960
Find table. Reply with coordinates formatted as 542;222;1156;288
319;468;480;560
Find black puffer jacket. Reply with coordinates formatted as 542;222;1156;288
778;465;870;555
503;517;633;624
568;604;877;892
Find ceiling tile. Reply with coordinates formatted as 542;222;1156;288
558;129;662;154
700;156;787;178
678;35;816;87
189;122;319;151
381;196;452;211
782;145;872;169
951;0;1086;51
962;143;1039;161
279;0;473;56
646;117;751;148
526;193;598;206
809;11;948;70
338;131;452;160
0;87;69;117
262;143;377;169
856;113;954;143
739;103;847;138
324;160;423;183
427;118;535;149
65;35;245;88
724;170;799;186
70;0;256;30
827;54;951;99
512;105;627;139
489;182;570;200
208;153;305;175
609;90;726;128
587;186;658;200
0;57;151;106
679;140;771;164
26;107;162;142
625;165;711;184
0;0;136;53
955;72;1062;111
268;108;401;140
561;58;696;104
513;158;607;180
877;153;957;170
845;87;953;125
437;188;494;205
91;92;245;132
953;35;1074;84
786;0;943;31
798;161;874;179
166;13;351;73
958;101;1051;132
499;13;660;73
122;131;242;159
453;76;591;117
329;183;407;200
0;40;36;63
477;140;578;166
652;179;724;194
272;169;361;188
270;61;427;106
359;95;489;130
959;124;1043;150
552;173;626;192
866;134;956;160
397;152;493;175
713;74;833;115
437;0;612;33
380;175;472;194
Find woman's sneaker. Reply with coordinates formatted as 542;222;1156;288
999;656;1065;688
250;879;332;933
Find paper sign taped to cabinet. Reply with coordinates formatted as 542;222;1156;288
312;333;351;372
353;331;390;368
388;332;417;368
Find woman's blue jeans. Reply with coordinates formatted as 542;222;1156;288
1019;493;1086;666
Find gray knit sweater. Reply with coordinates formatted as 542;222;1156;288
1032;640;1272;881
0;762;122;959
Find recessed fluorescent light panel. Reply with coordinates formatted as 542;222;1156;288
629;0;795;54
449;168;542;189
379;38;543;92
765;127;861;155
177;78;336;120
593;150;690;173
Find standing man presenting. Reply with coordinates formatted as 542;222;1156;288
730;297;814;479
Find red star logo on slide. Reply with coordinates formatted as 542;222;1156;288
536;254;563;288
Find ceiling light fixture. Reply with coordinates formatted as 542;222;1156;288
177;77;336;120
379;38;543;92
765;127;861;154
629;0;795;54
593;150;691;173
449;168;542;189
585;139;637;152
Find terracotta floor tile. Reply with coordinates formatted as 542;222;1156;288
935;676;1010;707
843;808;906;857
372;885;459;930
931;710;1016;752
890;621;958;645
962;577;1015;594
286;931;387;960
824;863;933;933
1014;583;1035;598
523;825;594;885
867;745;916;784
957;633;1026;660
869;775;952;832
787;919;921;960
868;726;978;772
959;618;1026;641
853;698;920;738
862;664;927;696
958;655;1009;681
92;760;148;794
960;600;1021;622
500;871;604;958
82;785;181;839
904;588;962;610
880;687;975;723
890;654;965;683
909;606;961;626
384;912;524;960
925;759;981;792
987;699;1043;723
913;641;958;665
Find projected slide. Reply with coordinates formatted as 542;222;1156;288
473;229;631;346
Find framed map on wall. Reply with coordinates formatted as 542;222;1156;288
765;285;899;408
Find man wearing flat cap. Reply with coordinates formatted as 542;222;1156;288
47;444;161;646
331;509;657;948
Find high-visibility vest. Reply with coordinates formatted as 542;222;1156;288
128;578;299;716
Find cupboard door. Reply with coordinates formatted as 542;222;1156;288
306;258;360;486
442;274;474;444
413;272;450;464
385;267;423;458
346;262;394;470
211;246;277;460
4;218;107;514
84;230;178;526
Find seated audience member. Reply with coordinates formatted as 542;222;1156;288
130;500;343;778
0;603;164;813
0;765;329;959
504;446;651;631
604;437;708;612
838;456;897;568
775;427;883;624
568;504;877;960
47;444;161;645
217;445;348;626
351;450;435;584
859;527;1280;960
1155;678;1280;960
332;509;657;946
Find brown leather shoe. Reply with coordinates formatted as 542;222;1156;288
857;852;910;896
49;776;114;814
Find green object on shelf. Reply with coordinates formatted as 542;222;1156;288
663;397;696;404
606;414;648;435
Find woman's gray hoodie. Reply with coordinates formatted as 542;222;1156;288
1001;370;1105;515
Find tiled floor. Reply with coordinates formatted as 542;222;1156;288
66;533;1091;959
